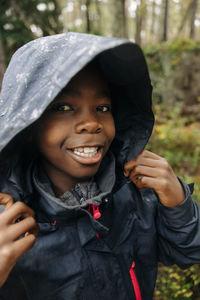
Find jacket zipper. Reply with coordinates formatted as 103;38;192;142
129;262;142;300
88;204;141;299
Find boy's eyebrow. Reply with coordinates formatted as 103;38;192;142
95;90;111;99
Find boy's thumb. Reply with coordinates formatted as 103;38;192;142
0;193;14;210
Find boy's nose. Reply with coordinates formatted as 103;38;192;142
75;118;103;134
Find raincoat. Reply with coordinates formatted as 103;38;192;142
0;32;200;300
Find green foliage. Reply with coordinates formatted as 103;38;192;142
148;103;200;299
155;264;200;300
144;38;200;56
144;38;200;109
144;38;200;75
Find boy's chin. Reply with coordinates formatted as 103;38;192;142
73;164;101;180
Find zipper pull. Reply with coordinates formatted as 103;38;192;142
92;205;101;220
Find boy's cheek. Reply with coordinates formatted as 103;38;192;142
33;119;65;146
109;117;116;139
107;127;115;150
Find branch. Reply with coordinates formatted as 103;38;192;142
178;0;193;35
9;0;37;38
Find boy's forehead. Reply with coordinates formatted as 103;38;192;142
57;63;110;96
71;62;107;83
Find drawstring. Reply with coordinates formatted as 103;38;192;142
87;203;101;220
129;262;142;300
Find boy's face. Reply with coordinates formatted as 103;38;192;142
34;64;115;194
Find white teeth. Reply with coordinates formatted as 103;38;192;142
83;147;98;153
72;147;99;158
74;151;97;158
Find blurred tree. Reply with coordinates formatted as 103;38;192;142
178;0;192;36
150;0;156;37
1;0;63;61
178;0;199;39
135;0;146;45
0;0;63;90
85;0;92;32
122;0;128;38
162;0;169;41
94;0;102;33
110;0;128;38
9;0;36;38
190;0;198;38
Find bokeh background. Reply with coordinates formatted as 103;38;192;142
0;0;200;298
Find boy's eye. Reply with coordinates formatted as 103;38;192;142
50;103;72;112
96;105;111;112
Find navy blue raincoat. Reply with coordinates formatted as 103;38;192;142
0;32;200;300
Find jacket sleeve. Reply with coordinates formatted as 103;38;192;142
157;179;200;268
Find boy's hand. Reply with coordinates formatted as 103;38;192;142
0;193;39;287
124;150;185;208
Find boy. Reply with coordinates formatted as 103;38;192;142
0;32;200;300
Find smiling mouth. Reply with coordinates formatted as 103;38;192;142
66;145;104;165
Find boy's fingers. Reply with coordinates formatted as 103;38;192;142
129;164;170;180
124;150;165;176
125;157;166;172
124;160;137;176
129;168;150;183
0;234;37;265
131;176;146;190
140;150;161;160
0;195;38;288
0;193;14;210
6;217;39;242
0;201;35;225
131;175;158;190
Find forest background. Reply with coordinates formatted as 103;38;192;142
0;0;200;299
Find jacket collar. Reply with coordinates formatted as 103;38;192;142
31;151;115;217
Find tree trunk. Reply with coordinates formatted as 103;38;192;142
122;0;128;38
178;0;193;35
150;0;156;36
162;0;169;41
110;0;127;38
135;8;142;44
95;0;102;33
135;0;146;45
190;0;198;39
0;31;6;92
85;0;92;33
49;0;63;33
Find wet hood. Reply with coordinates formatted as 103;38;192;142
0;32;154;179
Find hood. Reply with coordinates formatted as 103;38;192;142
0;32;154;182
